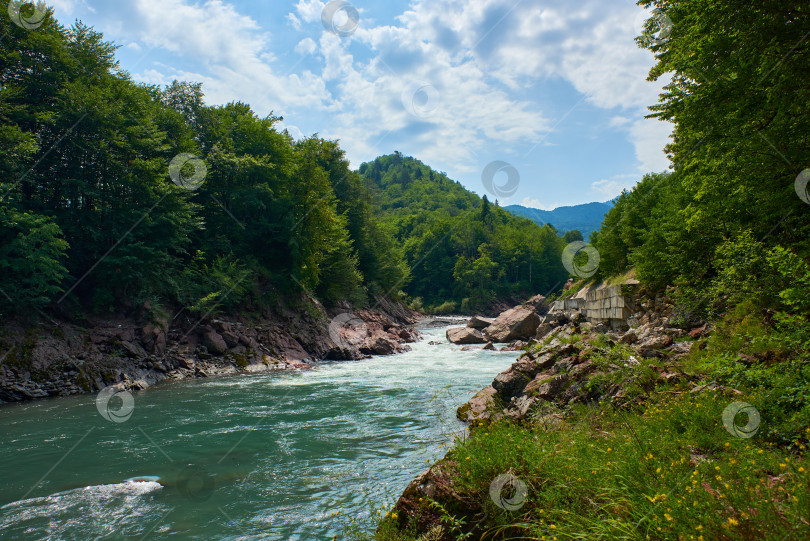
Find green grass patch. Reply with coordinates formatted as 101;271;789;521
372;390;808;540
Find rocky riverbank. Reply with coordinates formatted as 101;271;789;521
385;286;715;538
0;295;420;403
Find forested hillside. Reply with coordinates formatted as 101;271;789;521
359;154;569;312
0;12;409;319
591;0;810;320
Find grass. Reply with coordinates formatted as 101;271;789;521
369;388;809;540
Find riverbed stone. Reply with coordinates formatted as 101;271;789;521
485;306;541;342
446;327;486;345
466;316;494;329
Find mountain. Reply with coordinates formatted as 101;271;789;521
358;153;569;310
504;201;614;238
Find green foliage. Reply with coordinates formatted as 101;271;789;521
562;229;583;243
0;13;410;316
591;1;810;301
177;254;252;316
360;154;569;308
0;208;68;314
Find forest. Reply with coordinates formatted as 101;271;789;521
0;10;572;322
359;154;570;312
590;0;810;325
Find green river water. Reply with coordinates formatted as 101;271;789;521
0;323;516;540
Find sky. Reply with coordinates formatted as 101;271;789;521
46;0;674;209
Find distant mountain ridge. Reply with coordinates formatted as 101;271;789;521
504;201;614;238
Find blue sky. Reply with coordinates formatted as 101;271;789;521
47;0;673;209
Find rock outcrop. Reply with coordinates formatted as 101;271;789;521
0;298;421;404
457;298;700;423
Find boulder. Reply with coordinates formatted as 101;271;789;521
485;306;541;342
457;385;498;422
509;395;537;419
639;335;673;350
499;340;526;352
525;373;570;401
535;323;555;340
446;327;486;345
525;294;549;314
689;324;708;339
492;369;531;399
221;331;240;348
620;331;638;345
466;315;494;329
364;336;398;355
482;341;496;351
202;331;228;355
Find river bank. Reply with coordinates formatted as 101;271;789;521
0;295;420;404
376;291;810;540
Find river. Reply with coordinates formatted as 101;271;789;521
0;322;515;540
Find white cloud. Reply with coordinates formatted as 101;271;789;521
118;0;331;115
97;0;673;190
591;175;640;200
609;115;632;128
295;37;318;55
294;0;326;23
629;117;673;173
521;197;560;211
